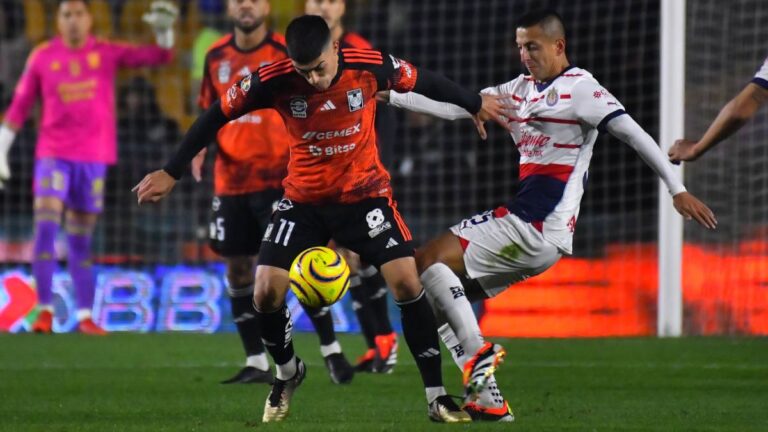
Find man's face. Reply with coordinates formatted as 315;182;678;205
228;0;269;33
57;1;92;45
516;25;564;81
292;41;340;91
305;0;345;31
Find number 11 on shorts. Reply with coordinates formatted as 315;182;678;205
274;219;295;246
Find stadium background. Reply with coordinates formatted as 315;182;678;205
0;0;766;336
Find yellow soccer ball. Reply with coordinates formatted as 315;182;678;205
289;247;351;307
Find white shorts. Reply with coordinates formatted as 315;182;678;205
449;207;561;298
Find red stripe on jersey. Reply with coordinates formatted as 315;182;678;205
561;74;584;77
560;94;572;99
342;48;382;55
458;236;469;251
344;57;384;65
259;59;292;74
344;53;383;60
259;65;294;82
553;143;582;149
531;221;543;233
519;163;574;182
510;117;580;125
511;95;524;102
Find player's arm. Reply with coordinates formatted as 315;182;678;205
669;82;768;163
571;80;717;229
133;74;272;203
371;54;510;139
0;50;43;188
381;79;517;137
190;54;220;182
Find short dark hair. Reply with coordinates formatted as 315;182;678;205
516;9;566;39
286;15;331;64
58;0;90;7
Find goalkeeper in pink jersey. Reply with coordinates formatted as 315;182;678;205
0;0;177;334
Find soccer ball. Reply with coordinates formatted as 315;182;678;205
289;247;351;307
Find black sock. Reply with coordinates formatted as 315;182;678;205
349;275;376;349
230;289;265;358
301;303;337;347
257;303;295;365
364;274;394;335
397;291;443;388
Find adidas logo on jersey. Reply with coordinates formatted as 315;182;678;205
320;100;337;111
386;238;399;248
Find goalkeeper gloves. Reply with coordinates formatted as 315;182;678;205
0;125;16;190
142;1;179;49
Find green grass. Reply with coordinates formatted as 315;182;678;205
0;334;766;431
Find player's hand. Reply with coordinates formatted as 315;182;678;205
132;169;176;204
668;138;701;164
191;148;207;182
472;94;512;140
375;91;391;103
142;1;179;31
672;191;717;229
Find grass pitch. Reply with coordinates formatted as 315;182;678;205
0;333;765;431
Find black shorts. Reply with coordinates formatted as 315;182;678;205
258;197;414;270
209;188;284;257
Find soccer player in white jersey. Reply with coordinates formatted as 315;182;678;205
668;56;768;162
378;9;717;422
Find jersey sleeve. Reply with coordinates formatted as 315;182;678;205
197;54;217;110
109;40;173;68
219;72;274;120
3;49;43;128
571;79;627;131
479;76;524;97
370;52;419;93
752;56;768;89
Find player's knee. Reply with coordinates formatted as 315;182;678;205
226;257;255;288
252;276;281;312
387;273;423;302
415;244;442;275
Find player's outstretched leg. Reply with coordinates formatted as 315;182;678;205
301;303;354;384
380;257;470;423
254;265;305;423
417;232;508;414
221;256;272;384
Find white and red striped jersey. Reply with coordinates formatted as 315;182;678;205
475;66;625;254
752;56;768;89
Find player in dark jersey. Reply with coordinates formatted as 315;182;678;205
305;0;398;374
134;15;509;423
194;0;353;386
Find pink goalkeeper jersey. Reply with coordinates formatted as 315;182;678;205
4;36;173;164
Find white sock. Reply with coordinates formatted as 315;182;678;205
76;309;92;321
425;386;447;404
320;341;342;357
438;323;471;370
246;353;269;371
275;356;297;381
421;263;484;358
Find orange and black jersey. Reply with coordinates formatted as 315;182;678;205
163;48;483;204
199;31;290;195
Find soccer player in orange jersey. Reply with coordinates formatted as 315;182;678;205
135;15;508;423
305;0;399;374
192;0;353;386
